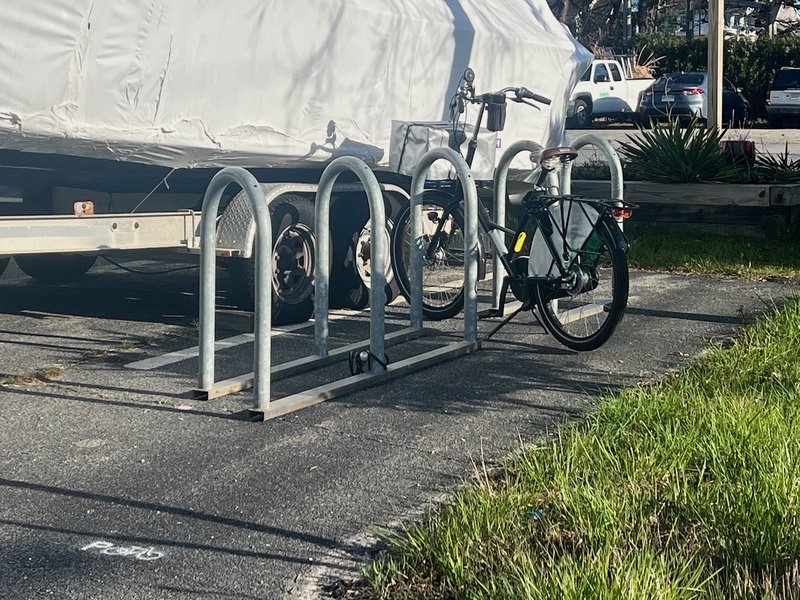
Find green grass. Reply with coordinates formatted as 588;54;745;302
626;224;800;280
357;297;800;599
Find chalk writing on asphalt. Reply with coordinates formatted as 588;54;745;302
81;540;164;560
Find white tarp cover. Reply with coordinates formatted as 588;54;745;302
0;1;591;171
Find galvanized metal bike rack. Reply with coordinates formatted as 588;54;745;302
253;150;480;420
560;133;624;205
197;167;273;411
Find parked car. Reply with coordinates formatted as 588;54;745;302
567;59;654;128
765;67;800;127
636;72;750;127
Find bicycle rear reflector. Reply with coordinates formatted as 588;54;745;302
612;207;633;219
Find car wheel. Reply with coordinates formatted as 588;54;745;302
736;105;750;128
571;99;592;128
635;114;653;129
329;192;402;310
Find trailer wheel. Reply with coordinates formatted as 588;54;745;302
14;253;97;282
0;257;8;278
228;194;315;325
329;193;402;310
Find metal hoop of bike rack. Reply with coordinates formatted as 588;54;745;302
410;147;480;343
197;167;273;411
560;133;624;204
314;156;388;370
490;135;626;313
491;140;545;312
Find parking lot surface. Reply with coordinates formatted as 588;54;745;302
0;259;796;599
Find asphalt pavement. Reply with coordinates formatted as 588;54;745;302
0;258;797;599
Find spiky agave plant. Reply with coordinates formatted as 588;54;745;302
619;118;741;183
754;142;800;183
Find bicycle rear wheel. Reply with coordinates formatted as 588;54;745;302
534;216;628;351
390;193;467;321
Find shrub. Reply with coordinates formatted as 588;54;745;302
618;119;740;183
754;142;800;183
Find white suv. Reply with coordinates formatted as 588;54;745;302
766;67;800;127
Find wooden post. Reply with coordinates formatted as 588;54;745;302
707;0;723;130
623;0;632;39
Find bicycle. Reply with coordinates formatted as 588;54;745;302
390;68;634;351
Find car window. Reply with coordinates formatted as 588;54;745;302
580;66;591;82
609;63;623;82
772;69;800;90
594;63;610;83
656;73;705;86
723;79;735;92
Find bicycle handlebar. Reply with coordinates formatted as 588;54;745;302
462;86;551;107
514;87;552;105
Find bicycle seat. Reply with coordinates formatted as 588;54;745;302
539;147;579;164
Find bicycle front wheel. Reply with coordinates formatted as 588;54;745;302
390;193;467;321
535;216;628;351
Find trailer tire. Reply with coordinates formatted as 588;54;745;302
0;257;8;278
329;193;402;310
228;194;315;325
14;253;97;283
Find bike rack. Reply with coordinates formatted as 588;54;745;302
195;152;480;422
197;167;273;411
560;133;624;204
491;140;545;313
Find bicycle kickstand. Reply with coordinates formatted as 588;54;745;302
484;277;531;341
485;302;529;341
477;276;512;320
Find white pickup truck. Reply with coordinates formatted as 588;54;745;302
567;59;654;127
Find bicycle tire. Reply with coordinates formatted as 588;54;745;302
390;192;468;321
534;215;628;351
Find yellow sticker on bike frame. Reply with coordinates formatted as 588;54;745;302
514;232;527;252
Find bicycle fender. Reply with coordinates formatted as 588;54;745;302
602;216;629;253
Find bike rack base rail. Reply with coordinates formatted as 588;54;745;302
254;340;479;421
193;326;430;401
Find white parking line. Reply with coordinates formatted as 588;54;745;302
124;309;363;371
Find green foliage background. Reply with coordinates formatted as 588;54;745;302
624;34;800;117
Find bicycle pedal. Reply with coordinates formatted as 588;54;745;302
477;308;504;319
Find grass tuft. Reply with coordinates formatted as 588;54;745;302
626;224;800;280
360;297;800;599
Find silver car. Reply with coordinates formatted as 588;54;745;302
636;72;750;127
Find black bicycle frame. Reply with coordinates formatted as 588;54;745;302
419;92;591;286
